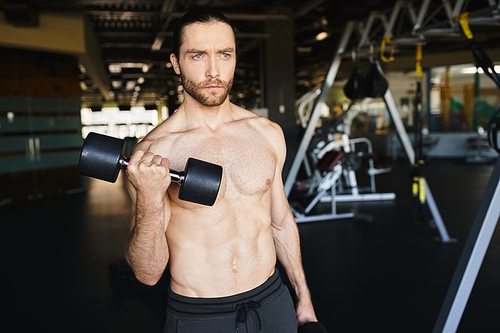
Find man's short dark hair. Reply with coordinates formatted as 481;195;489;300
171;8;238;60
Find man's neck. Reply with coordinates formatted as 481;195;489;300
177;96;234;131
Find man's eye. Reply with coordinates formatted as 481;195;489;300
222;53;230;58
193;54;202;59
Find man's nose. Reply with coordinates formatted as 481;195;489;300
206;57;220;78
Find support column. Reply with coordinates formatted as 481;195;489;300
263;15;298;177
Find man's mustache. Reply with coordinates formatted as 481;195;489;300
202;78;226;87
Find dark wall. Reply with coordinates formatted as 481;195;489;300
263;18;299;178
0;47;86;204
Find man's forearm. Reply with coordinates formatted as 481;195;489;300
273;214;318;324
126;195;170;286
274;219;310;296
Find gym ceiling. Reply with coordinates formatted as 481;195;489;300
1;0;499;110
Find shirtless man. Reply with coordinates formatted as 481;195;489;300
125;8;317;332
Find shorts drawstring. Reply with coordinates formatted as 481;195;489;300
235;300;262;333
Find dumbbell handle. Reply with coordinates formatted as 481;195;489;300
119;156;184;183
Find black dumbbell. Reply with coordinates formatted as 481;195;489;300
78;132;222;206
298;322;328;333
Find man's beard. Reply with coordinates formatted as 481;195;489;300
180;72;233;107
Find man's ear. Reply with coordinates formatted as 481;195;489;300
170;53;181;75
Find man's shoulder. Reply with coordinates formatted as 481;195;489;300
233;105;283;135
248;115;283;141
133;118;180;153
234;109;285;156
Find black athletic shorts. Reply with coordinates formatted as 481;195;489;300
164;269;298;333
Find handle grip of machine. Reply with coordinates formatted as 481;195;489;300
487;107;500;153
488;122;499;153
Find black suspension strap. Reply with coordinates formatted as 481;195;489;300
456;12;500;90
364;44;389;98
456;12;500;153
488;107;500;153
343;49;366;100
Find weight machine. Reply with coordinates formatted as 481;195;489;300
292;87;395;223
316;102;396;203
286;1;500;331
291;89;357;223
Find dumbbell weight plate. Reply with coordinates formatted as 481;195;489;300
179;158;223;206
79;132;126;183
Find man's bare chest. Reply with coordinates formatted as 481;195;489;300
166;129;277;198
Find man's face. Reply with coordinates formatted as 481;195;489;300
170;22;236;107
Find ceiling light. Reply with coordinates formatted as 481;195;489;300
461;65;500;74
126;81;136;90
109;64;122;73
151;37;164;51
109;62;150;74
121;62;146;69
316;31;329;41
297;46;312;53
137;77;145;84
112;80;122;89
78;63;86;73
461;67;479;74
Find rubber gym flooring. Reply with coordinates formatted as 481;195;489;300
1;158;499;333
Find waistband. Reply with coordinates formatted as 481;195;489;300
167;269;282;316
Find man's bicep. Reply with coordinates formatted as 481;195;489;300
270;163;292;228
270;122;291;220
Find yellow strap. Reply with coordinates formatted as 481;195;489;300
455;12;474;40
416;43;422;79
419;177;426;202
412;181;418;195
380;36;395;62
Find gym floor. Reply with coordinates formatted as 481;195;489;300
2;158;500;333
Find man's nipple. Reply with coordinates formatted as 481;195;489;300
266;178;271;186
